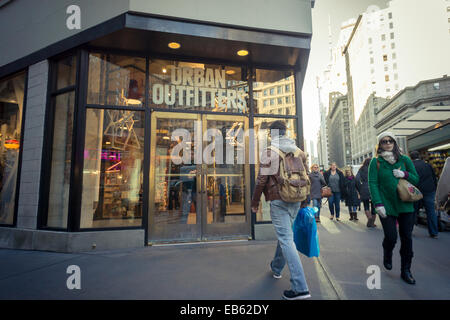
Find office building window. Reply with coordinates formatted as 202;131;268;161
383;54;388;61
277;97;283;105
390;32;394;40
388;12;392;19
391;42;395;49
393;62;397;70
368;37;372;44
384;65;388;71
433;82;440;90
277;86;283;94
381;34;386;41
270;87;275;95
389;22;394;29
385;75;390;82
270;98;275;106
370;57;374;64
394;73;398;80
285;84;291;92
392;52;396;59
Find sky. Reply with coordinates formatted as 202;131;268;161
301;0;389;155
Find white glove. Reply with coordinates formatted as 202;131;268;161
393;169;405;178
375;206;387;218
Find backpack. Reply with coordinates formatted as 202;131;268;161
269;146;310;203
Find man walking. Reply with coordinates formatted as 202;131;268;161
410;151;439;238
251;120;311;300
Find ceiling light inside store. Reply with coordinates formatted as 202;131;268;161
163;136;170;140
226;70;235;75
162;68;167;73
237;50;249;56
168;42;181;49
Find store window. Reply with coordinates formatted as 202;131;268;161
55;55;77;90
0;71;25;225
88;53;146;107
148;59;248;113
80;108;144;228
46;92;75;228
253;69;296;115
253;117;298;222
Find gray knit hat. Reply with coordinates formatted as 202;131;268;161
377;131;397;144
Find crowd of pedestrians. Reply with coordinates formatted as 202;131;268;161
251;120;449;299
308;131;449;286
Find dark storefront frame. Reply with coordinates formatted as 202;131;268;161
21;37;304;245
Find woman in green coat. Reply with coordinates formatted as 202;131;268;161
368;132;419;285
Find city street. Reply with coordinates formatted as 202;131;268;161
0;206;449;300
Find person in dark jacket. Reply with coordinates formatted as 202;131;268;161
356;158;377;228
410;151;438;238
344;168;361;221
309;164;326;223
323;162;346;221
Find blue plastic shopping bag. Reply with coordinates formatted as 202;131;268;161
293;207;320;257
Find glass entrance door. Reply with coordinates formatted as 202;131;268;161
148;112;250;243
201;114;251;240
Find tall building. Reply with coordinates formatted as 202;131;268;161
327;94;352;168
316;18;355;168
344;0;450;164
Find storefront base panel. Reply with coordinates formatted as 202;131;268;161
0;228;145;253
254;224;277;241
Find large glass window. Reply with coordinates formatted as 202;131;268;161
88;54;146;107
80;109;144;228
0;72;25;225
46;92;75;228
148;59;248;113
55;55;77;90
253;69;296;115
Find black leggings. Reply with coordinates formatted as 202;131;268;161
380;212;415;263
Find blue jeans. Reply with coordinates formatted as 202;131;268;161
270;200;309;293
329;192;341;218
422;192;439;236
312;198;321;218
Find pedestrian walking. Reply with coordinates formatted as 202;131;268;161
368;132;420;285
356;158;377;228
343;168;360;221
323;162;345;221
309;164;326;223
251;120;311;300
410;151;438;238
435;157;450;210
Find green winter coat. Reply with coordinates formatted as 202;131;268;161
368;155;419;217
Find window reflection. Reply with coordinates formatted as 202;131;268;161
88;54;145;107
0;72;25;225
253;69;296;115
81;109;144;228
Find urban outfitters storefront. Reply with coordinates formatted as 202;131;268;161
0;3;313;251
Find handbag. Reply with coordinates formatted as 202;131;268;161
321;186;332;198
397;178;423;202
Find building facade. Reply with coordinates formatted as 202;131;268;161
351;94;388;165
0;0;314;252
344;0;450;164
375;76;450;172
326;94;351;168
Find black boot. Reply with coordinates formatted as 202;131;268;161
349;212;354;221
354;212;358;221
383;249;393;270
401;257;416;285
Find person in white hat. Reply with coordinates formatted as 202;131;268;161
368;132;420;285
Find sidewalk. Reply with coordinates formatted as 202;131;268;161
0;207;449;300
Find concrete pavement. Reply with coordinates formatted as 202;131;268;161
0;206;449;300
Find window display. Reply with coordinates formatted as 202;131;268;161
80;109;144;228
0;72;25;225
